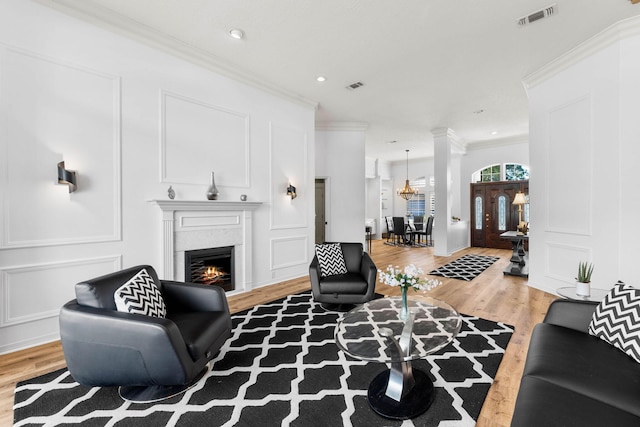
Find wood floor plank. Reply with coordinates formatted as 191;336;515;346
0;240;557;426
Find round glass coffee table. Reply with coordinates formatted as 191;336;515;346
334;296;461;420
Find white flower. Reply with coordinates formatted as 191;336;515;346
378;264;443;293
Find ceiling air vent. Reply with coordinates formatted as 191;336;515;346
346;81;364;90
517;3;557;26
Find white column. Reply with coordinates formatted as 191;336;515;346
432;128;458;256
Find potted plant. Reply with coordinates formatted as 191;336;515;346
575;261;594;297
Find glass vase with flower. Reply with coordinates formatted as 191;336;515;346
378;264;443;320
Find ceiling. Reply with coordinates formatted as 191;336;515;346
42;0;640;162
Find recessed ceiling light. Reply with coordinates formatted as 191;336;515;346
491;131;498;135
229;29;244;40
316;76;326;82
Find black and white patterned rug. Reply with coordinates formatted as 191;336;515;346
430;255;501;282
14;292;513;427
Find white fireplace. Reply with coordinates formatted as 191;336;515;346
150;200;261;294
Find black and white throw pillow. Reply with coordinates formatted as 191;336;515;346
114;268;167;318
588;281;640;363
315;243;348;277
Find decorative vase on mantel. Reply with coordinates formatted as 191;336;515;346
206;172;219;200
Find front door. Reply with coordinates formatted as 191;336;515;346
471;181;528;249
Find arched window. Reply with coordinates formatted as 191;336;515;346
472;163;529;182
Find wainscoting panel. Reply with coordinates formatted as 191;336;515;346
0;46;122;248
545;242;591;284
545;95;592;235
160;91;250;187
0;255;121;327
269;122;308;230
270;236;309;270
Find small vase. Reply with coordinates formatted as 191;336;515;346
206;172;219;200
400;287;410;321
576;281;591;297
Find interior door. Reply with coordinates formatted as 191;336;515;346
315;179;326;244
471;181;528;249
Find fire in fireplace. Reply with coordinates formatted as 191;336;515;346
184;246;234;291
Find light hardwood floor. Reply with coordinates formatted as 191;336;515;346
0;240;558;426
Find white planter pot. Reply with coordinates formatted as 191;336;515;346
576;281;591;297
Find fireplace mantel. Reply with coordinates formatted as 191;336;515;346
150;199;262;293
151;200;262;212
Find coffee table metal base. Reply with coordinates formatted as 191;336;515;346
368;368;435;420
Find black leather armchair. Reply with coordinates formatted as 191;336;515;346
309;242;377;310
59;265;232;402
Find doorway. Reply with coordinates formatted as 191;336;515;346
470;181;528;249
315;179;326;244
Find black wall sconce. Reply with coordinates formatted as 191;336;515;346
57;161;77;193
286;184;297;199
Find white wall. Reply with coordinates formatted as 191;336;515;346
525;18;640;294
315;128;366;245
0;0;315;353
365;178;380;238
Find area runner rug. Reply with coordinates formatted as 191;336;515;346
430;255;500;282
14;292;513;427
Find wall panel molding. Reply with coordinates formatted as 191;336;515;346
269;122;308;230
0;44;122;248
544;242;591;284
270;235;308;270
160;90;250;188
545;95;592;236
0;255;121;327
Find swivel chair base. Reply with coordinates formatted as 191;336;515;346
320;302;356;312
118;366;208;403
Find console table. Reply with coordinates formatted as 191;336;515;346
334;296;461;419
500;231;528;277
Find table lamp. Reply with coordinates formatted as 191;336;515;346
513;192;528;233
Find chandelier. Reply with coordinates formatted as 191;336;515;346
397;149;418;200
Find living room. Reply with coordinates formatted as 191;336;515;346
2;0;640;425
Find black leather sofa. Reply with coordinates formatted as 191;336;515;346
511;299;640;426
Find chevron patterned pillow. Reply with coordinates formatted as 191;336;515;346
315;243;348;277
114;268;167;318
588;281;640;363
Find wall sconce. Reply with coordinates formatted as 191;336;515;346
57;161;77;193
286;184;297;199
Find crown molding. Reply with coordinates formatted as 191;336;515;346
430;127;467;155
466;134;529;151
315;122;369;132
34;0;318;110
523;15;640;90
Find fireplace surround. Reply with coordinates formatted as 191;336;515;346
151;200;261;294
